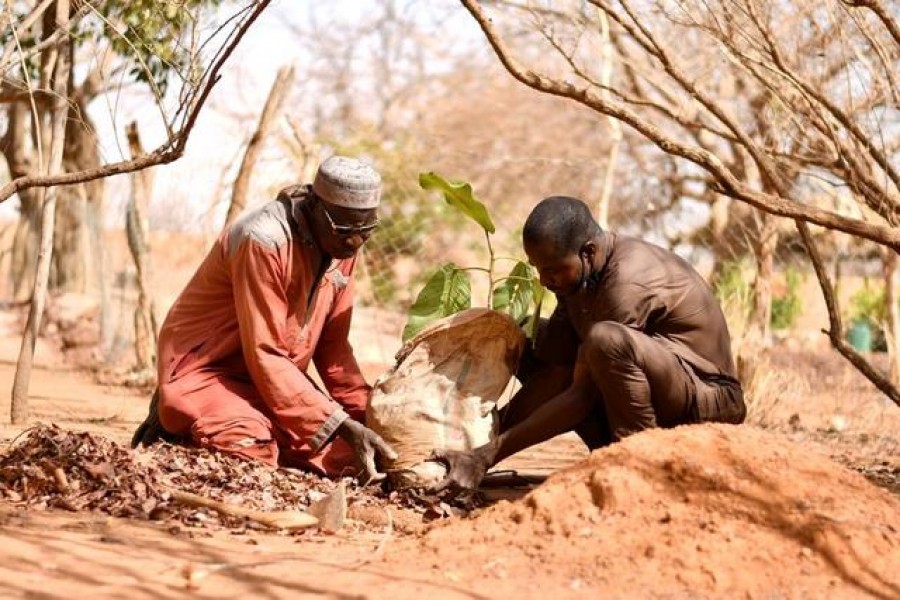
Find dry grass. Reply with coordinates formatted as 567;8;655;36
741;353;810;427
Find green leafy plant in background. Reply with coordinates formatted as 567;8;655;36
1;0;224;94
714;258;753;321
402;172;544;342
96;0;225;94
848;279;887;328
846;279;889;352
770;268;804;330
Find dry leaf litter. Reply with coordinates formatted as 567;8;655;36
0;424;475;533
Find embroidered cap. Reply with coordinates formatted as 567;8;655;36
312;156;382;210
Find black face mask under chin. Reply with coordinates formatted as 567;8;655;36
577;252;603;291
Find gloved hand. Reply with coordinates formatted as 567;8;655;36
429;439;499;493
336;419;398;485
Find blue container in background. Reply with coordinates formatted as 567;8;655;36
847;320;873;352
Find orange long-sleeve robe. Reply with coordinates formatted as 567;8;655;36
156;185;369;476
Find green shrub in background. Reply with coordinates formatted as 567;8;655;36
848;279;886;327
847;279;888;352
770;268;804;330
714;258;753;321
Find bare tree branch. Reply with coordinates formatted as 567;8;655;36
744;1;900;198
225;65;295;226
11;0;72;424
458;0;900;250
0;2;92;77
842;0;900;48
797;220;900;406
0;0;273;205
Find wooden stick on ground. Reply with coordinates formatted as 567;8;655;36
168;489;319;531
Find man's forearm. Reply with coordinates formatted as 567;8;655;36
492;385;595;464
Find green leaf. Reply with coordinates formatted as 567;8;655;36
419;172;495;234
526;277;546;343
492;261;535;324
402;263;472;342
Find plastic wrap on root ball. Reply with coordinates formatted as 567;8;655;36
367;308;525;489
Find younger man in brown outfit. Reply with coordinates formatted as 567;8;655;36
434;196;745;490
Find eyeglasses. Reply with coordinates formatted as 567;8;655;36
319;201;380;238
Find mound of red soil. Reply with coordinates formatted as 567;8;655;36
389;424;900;599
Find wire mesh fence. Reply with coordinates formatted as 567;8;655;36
351;200;526;365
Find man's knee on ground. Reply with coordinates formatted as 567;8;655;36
582;321;638;366
156;381;194;434
696;385;747;425
190;416;279;466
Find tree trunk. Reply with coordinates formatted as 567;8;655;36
52;75;105;295
751;212;778;341
224;66;295;226
707;195;732;280
595;10;619;230
86;194;112;355
737;212;778;387
883;249;900;384
124;122;158;373
50;184;88;292
11;0;71;424
1;101;42;303
0;106;89;303
10;191;41;302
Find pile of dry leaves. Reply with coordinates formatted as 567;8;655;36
0;425;348;530
0;425;479;532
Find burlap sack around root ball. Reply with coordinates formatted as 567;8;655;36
367;308;525;488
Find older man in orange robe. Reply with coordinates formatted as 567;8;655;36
133;156;395;481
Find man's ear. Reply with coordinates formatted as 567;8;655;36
580;240;597;259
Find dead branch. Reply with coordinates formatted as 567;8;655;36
0;2;92;77
841;0;900;48
458;0;900;251
224;65;296;226
744;2;900;201
125;121;158;373
169;489;319;530
796;221;900;406
0;0;273;205
11;0;72;425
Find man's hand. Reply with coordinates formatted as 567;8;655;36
430;439;499;493
336;419;398;485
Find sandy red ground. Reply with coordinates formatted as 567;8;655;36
0;300;897;599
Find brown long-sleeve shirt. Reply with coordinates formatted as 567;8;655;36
537;233;738;382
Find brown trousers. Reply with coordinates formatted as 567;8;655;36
506;322;745;449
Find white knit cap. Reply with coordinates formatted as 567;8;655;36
312;156;382;209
